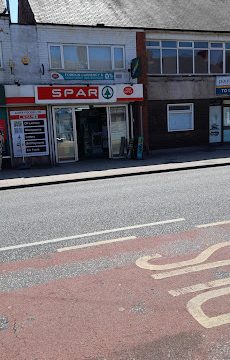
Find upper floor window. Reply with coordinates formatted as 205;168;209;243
146;40;230;75
49;44;125;71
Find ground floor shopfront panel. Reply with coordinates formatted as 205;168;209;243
4;84;143;167
147;99;230;150
52;105;130;163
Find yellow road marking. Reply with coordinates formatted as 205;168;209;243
151;259;230;279
187;286;230;328
135;254;162;269
196;220;230;228
169;278;230;297
135;241;230;271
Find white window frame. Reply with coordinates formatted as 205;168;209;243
146;40;230;75
48;43;125;71
167;103;194;132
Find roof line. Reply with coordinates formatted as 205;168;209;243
17;21;230;34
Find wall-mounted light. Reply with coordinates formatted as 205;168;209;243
21;55;30;65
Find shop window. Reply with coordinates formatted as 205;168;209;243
167;104;194;132
49;44;125;71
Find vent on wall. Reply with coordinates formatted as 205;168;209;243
115;73;123;80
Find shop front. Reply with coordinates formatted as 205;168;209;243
35;84;143;163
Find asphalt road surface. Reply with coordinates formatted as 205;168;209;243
0;166;229;359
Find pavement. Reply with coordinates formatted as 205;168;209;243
1;144;230;190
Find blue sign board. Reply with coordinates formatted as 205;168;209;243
216;76;230;96
51;72;114;81
216;87;230;96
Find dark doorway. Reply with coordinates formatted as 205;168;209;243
75;107;109;159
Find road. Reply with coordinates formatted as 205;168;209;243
0;166;229;359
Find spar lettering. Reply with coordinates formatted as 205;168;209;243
51;87;98;99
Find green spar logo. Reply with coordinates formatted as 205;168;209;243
102;86;114;100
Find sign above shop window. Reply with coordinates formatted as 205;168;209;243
216;76;230;96
51;72;114;81
34;84;143;104
35;85;117;104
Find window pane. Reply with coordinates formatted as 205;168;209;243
114;48;124;69
50;46;62;68
194;42;208;48
146;41;160;47
226;50;230;73
211;42;223;48
224;108;230;126
168;112;193;131
179;49;193;73
63;45;87;70
162;41;177;48
162;49;177;74
194;49;208;73
147;49;161;74
88;46;112;70
210;50;223;73
226;43;230;49
179;42;192;47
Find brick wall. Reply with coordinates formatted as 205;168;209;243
18;0;35;25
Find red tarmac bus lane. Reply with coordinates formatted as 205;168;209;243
0;223;230;274
0;231;229;359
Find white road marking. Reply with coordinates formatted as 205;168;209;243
136;242;230;271
196;220;230;228
0;218;185;253
57;236;136;252
187;286;230;328
169;278;230;297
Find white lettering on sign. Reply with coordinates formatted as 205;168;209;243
64;89;74;97
89;89;98;97
76;89;86;97
136;241;230;329
52;89;62;98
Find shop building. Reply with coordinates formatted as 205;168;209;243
7;0;144;166
5;83;143;165
135;1;230;149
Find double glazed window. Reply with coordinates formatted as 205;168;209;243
49;44;125;71
167;104;194;132
147;41;230;75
